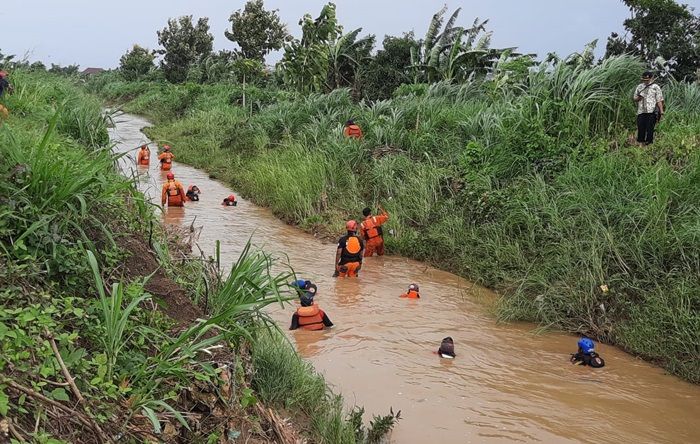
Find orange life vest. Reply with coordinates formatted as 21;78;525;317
401;290;420;299
297;304;324;331
361;216;383;240
138;149;150;165
344;124;363;139
346;236;361;254
166;180;183;205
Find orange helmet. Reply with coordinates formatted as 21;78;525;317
166;173;174;180
346;220;358;231
227;194;236;201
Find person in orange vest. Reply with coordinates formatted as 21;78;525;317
158;145;175;171
334;220;364;277
186;185;201;201
360;205;389;257
289;289;333;331
343;119;363;139
222;194;237;206
136;144;151;166
161;172;186;207
400;283;420;299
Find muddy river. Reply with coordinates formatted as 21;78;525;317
109;112;700;444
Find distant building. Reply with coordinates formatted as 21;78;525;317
80;67;104;76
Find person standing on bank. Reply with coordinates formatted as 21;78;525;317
633;71;664;145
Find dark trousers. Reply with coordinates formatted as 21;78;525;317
636;113;656;144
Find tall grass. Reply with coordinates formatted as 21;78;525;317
252;333;399;443
88;55;700;382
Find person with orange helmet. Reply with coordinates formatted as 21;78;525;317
161;172;186;207
360;205;389;257
222;194;237;206
334;220;364;277
136;144;151;166
157;145;175;171
400;283;420;299
186;185;201;201
343;119;363;139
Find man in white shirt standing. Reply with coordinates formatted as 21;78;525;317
633;71;664;145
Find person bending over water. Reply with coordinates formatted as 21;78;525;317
570;337;605;368
222;194;237;206
186;185;201;201
437;337;456;359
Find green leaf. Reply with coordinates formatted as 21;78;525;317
142;406;162;434
51;387;70;402
0;386;9;415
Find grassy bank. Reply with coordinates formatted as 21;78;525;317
0;71;396;443
87;55;700;382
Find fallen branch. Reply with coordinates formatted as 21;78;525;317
44;328;85;405
1;378;112;443
6;417;27;443
254;403;300;444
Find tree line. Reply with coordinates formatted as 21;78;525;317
3;0;698;100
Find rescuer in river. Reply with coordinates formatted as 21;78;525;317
136;144;150;166
400;283;420;299
343;119;363;139
360;205;389;257
222;194;237;206
161;172;186;207
186;185;201;201
437;337;456;359
289;282;333;331
334;220;364;277
158;145;175;171
570;337;605;368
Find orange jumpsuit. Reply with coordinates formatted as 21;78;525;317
158;152;175;171
343;124;363;139
161;179;186;207
360;209;389;257
137;148;150;166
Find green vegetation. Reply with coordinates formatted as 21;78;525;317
87;49;700;382
253;333;400;443
0;71;397;442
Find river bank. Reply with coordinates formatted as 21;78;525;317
86;58;700;384
0;71;398;443
110;110;700;444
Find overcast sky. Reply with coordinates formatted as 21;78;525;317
2;0;699;68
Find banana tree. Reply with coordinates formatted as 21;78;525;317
328;28;375;90
411;6;521;83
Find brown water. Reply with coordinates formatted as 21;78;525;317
109;112;700;444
